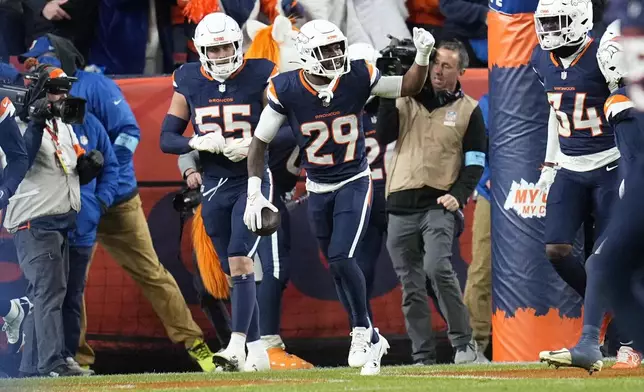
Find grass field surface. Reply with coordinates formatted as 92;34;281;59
1;363;644;391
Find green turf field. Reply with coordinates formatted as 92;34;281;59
1;363;643;391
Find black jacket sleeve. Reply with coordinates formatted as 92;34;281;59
449;106;487;207
375;98;400;144
21;0;51;41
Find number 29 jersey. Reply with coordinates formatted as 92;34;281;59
531;39;616;157
172;59;277;179
267;60;381;184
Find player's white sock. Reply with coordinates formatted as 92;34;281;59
247;339;267;356
228;333;247;353
3;300;19;320
261;335;285;349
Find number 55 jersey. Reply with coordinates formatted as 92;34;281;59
531;38;620;171
172;59;277;179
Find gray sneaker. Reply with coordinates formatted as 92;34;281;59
474;349;491;363
454;342;477;364
65;357;95;376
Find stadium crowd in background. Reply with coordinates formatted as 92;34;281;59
0;0;490;75
1;0;644;379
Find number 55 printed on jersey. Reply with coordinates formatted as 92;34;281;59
194;105;252;138
301;115;359;166
547;92;603;137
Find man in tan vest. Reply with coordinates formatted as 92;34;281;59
375;39;486;365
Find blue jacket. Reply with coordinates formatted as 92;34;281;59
440;0;488;39
88;0;149;75
71;70;140;204
0;97;29;208
68;112;119;247
475;94;490;201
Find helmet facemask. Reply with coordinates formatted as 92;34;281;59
197;40;243;78
536;14;585;50
534;0;593;51
297;37;351;79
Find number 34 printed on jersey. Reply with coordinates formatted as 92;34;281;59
194;105;252;138
547;92;603;137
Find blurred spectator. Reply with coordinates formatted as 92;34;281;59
406;0;445;41
0;2;26;62
88;0;149;75
438;0;488;67
463;93;491;363
590;0;607;39
603;0;625;24
158;0;304;73
299;0;412;50
20;0;99;60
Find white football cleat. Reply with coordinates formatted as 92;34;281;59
360;329;389;376
348;327;372;368
243;349;271;372
213;347;245;372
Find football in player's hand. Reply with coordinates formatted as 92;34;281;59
255;207;281;236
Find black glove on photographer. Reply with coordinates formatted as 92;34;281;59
77;149;104;185
28;97;53;125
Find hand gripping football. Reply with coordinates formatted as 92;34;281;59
255;207;281;236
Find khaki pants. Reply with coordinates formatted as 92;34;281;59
463;197;492;351
75;195;203;365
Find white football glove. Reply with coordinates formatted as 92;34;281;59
536;165;557;192
244;176;279;232
223;138;252;162
188;132;226;154
412;27;435;65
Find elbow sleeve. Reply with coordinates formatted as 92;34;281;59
160;114;189;154
375;99;400;144
545;108;560;163
255;106;286;144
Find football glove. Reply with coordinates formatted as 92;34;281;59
412;27;435;65
536;165;557;192
243;176;278;232
223;138;252;162
188;132;225;154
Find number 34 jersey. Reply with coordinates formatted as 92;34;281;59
267;60;380;184
531;39;616;158
173;59;277;179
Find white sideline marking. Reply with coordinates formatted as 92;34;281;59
423;374;511;380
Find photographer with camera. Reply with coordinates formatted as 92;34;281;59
376;38;486;365
16;35;215;371
2;64;104;377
